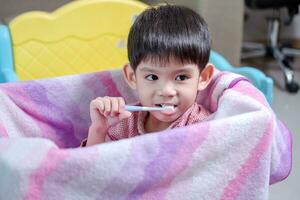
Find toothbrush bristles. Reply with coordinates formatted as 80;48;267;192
162;105;174;111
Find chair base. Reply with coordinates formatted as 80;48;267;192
242;17;299;93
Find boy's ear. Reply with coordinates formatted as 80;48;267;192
198;63;214;91
122;64;137;90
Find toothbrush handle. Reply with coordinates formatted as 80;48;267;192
124;105;144;112
125;105;164;112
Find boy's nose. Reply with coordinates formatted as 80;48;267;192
158;83;177;97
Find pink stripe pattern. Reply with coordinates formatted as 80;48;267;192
0;69;292;200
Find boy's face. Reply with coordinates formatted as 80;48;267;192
123;57;213;125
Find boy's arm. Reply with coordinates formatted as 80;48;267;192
85;124;108;146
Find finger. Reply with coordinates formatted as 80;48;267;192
118;97;125;113
90;98;101;111
99;98;105;110
103;97;111;117
110;98;119;117
119;111;132;120
90;98;105;122
95;100;104;114
91;98;103;114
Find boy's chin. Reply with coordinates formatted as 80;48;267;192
150;112;179;123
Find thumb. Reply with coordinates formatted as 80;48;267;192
107;111;132;127
118;111;132;120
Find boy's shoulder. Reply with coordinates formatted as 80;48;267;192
170;103;211;129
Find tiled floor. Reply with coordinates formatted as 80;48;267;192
242;58;300;200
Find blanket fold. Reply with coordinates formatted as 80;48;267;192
0;69;292;200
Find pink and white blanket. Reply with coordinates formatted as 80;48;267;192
0;69;292;200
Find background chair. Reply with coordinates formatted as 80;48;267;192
242;0;300;93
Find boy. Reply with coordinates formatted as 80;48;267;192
82;4;214;146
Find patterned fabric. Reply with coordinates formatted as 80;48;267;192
0;69;292;200
107;103;211;140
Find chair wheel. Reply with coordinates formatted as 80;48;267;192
286;81;299;93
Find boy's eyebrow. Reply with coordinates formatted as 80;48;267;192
173;68;194;73
139;67;156;72
139;66;195;73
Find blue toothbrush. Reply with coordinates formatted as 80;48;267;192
125;105;174;112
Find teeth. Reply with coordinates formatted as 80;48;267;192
156;104;176;110
161;104;175;111
161;104;174;107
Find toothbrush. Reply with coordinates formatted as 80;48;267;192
125;105;174;112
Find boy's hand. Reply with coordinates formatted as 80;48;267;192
86;96;132;146
90;96;131;126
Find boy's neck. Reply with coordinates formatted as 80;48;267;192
144;113;172;133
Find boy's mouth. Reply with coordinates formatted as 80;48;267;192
155;103;177;108
155;104;177;115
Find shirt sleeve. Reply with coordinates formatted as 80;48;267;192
107;112;138;140
107;119;131;140
80;138;87;147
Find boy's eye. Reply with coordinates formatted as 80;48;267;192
145;74;158;81
175;75;188;81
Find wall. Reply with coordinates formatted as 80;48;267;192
0;0;244;65
1;0;299;64
198;0;244;66
142;0;244;66
0;0;72;23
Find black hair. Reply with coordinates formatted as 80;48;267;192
127;4;211;71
